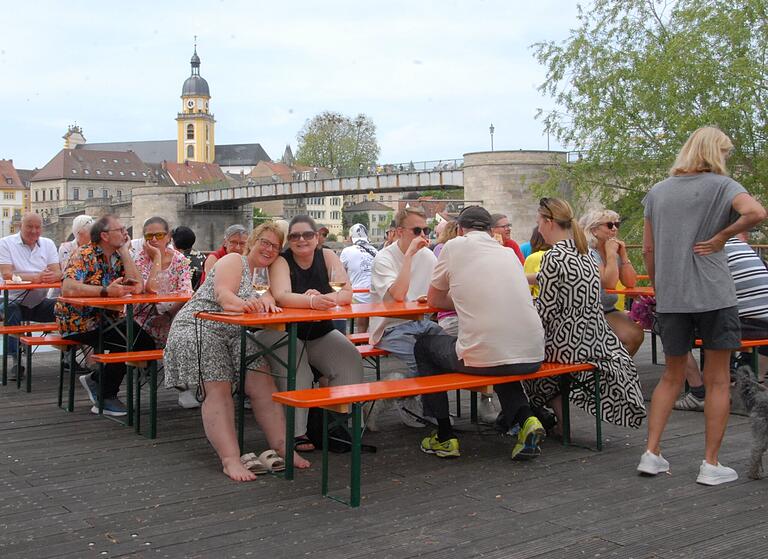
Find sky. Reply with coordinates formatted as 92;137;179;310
0;0;582;170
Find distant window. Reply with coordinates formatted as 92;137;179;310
95;170;101;175
83;169;90;175
49;189;54;199
56;190;60;200
71;169;77;174
107;170;113;176
102;189;108;198
87;189;93;199
101;158;107;163
35;190;39;202
119;171;125;176
73;188;79;200
187;145;194;159
113;159;118;164
4;192;14;200
42;190;46;201
187;124;194;140
141;172;147;177
117;190;122;199
130;171;136;176
5;177;12;185
2;209;8;218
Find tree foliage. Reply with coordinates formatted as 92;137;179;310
533;0;768;240
295;111;380;174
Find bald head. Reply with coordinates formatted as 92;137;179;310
20;213;43;246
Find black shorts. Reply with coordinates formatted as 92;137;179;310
656;306;741;356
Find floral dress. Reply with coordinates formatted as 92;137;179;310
133;247;192;345
524;239;646;428
163;256;267;386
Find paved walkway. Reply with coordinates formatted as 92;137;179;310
1;341;766;558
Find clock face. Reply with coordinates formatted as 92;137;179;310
186;99;195;109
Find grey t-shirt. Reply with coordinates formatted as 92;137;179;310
643;173;747;313
590;248;621;312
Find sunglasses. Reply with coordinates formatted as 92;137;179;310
401;226;431;236
144;232;167;241
603;222;621;230
287;231;317;242
539;198;554;219
257;238;281;252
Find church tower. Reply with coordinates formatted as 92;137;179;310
176;43;215;163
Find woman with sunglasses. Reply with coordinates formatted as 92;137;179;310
264;215;363;452
525;197;646;436
164;222;310;481
579;209;644;356
132;216;193;345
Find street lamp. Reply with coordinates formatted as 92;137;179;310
489;123;495;151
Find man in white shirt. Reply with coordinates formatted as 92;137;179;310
369;206;445;426
340;223;377;332
0;213;61;378
416;206;546;460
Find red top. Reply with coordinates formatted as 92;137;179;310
199;246;228;285
503;239;525;264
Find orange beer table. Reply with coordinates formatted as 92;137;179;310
197;300;438;478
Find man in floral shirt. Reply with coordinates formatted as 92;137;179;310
56;214;155;417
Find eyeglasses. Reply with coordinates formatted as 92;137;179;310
107;227;126;233
603;222;621;230
400;226;431;236
494;224;512;230
257;238;281;252
287;231;317;242
143;232;167;241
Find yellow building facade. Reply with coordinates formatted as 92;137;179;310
176;47;215;163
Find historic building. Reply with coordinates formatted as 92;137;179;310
0;160;29;235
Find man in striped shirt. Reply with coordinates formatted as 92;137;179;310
675;232;768;411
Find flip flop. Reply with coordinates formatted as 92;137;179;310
258;449;286;473
240;453;268;475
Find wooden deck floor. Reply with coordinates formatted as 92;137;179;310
1;340;767;559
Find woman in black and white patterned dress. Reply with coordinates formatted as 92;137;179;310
525;197;646;431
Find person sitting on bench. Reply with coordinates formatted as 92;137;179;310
415;206;546;460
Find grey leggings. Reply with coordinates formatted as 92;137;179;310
255;328;364;437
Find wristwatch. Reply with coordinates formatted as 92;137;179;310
100;286;108;297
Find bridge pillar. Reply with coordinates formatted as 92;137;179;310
131;184;187;237
462;150;567;243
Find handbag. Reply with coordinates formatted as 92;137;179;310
306;407;376;454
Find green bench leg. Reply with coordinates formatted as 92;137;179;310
455;390;461;418
135;368;141;434
67;349;76;412
752;349;760;380
149;362;158;439
25;337;32;393
321;404;363;508
16;338;23;390
594;370;602;451
126;365;134;427
559;375;571;446
374;357;381;381
57;352;65;408
321;408;329;498
470;391;478;423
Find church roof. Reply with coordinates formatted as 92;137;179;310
182;75;210;97
161;160;228;186
343;200;394;212
31;149;149;182
78;140;177;164
0;159;24;189
215;143;271;166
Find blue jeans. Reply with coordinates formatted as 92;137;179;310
375;319;445;376
4;298;57;358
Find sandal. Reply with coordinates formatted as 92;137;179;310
240;453;269;475
258;449;286;473
294;435;315;453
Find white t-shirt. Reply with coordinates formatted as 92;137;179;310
431;231;545;367
340;243;377;304
369;242;436;344
0;233;59;307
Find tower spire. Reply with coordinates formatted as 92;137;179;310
190;37;200;76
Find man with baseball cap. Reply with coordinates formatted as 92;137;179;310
415;206;547;460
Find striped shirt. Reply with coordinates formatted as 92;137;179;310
725;238;768;319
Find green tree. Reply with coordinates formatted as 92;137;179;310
342;212;370;238
533;0;768;241
252;207;270;228
296;111;380;174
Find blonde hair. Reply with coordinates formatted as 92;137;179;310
394;206;426;227
578;208;620;249
670;126;733;177
247;221;285;252
538;197;588;254
436;221;458;245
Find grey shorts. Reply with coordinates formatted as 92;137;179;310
656;306;741;356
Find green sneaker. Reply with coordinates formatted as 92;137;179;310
420;432;460;458
511;416;545;461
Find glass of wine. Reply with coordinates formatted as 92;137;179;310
252;267;270;301
329;266;345;310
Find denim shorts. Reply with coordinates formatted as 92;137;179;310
656;306;741;356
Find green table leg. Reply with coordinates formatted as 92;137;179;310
125;305;134;427
470;391;478;423
350;403;362;508
559;375;571;446
594;370;602;451
2;289;8;386
25;333;32;393
57;352;64;408
284;323;298;481
135;367;141;434
237;325;247;452
67;348;76;412
752;349;760;380
321;408;329;497
149;361;157;439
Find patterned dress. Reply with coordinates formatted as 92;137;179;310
163;256;267;386
133;247;192;345
524;239;646;428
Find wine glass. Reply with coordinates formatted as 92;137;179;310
329;266;345;309
251;267;270;299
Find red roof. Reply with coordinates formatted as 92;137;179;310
162;160;227;186
31;149;149;182
0;159;24;188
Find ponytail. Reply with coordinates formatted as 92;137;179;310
571;218;589;254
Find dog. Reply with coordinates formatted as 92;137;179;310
733;365;768;480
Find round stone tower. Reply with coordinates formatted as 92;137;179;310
463;150;567;242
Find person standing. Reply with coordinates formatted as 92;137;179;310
0;213;61;379
340;223;377;332
638;126;766;485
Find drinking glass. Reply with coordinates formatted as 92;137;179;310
329;266;345;309
252;267;270;298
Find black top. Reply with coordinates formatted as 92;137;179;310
282;248;335;341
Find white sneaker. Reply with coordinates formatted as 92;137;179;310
397;397;426;428
637;450;670;475
177;388;201;409
696;461;738;485
478;395;500;424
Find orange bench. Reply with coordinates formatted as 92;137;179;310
273;361;597;507
1;323;60;386
346;333;370;345
694;338;767;378
356;344;389;381
18;335;79;407
91;349;165;438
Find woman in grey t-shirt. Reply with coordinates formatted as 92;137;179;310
638;126;766;486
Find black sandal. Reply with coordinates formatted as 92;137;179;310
294;435;315;453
